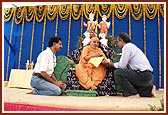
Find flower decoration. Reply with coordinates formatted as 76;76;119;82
106;35;121;54
76;36;84;48
148;96;164;111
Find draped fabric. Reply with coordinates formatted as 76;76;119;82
4;4;164;23
4;103;83;111
75;46;107;89
4;4;164;89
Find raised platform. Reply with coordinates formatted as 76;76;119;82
3;87;165;112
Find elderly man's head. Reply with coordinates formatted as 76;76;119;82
90;37;100;49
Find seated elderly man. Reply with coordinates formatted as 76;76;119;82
75;37;109;90
66;37;117;96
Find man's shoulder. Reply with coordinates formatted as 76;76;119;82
124;43;140;52
123;43;135;50
40;48;52;56
125;43;135;47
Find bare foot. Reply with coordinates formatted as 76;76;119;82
61;92;67;96
127;94;140;98
26;89;34;94
151;85;157;97
90;86;97;90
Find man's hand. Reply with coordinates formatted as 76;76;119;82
101;58;109;66
57;81;67;89
51;74;57;81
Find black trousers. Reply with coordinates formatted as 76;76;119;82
114;68;154;97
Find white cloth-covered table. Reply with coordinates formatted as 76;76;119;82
7;69;33;89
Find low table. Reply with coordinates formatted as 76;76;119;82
7;69;33;89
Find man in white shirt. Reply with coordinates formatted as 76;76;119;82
27;36;66;96
102;32;156;98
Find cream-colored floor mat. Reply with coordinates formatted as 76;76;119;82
3;87;164;112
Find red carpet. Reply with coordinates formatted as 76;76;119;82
4;102;86;111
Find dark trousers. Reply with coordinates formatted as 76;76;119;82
114;68;154;97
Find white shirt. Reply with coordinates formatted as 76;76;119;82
114;43;153;72
33;47;56;76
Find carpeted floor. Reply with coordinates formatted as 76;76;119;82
2;87;165;112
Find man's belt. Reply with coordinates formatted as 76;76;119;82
136;70;153;74
143;70;153;74
33;73;42;77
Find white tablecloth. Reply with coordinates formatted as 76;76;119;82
7;69;33;89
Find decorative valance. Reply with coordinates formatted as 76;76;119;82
4;4;164;24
